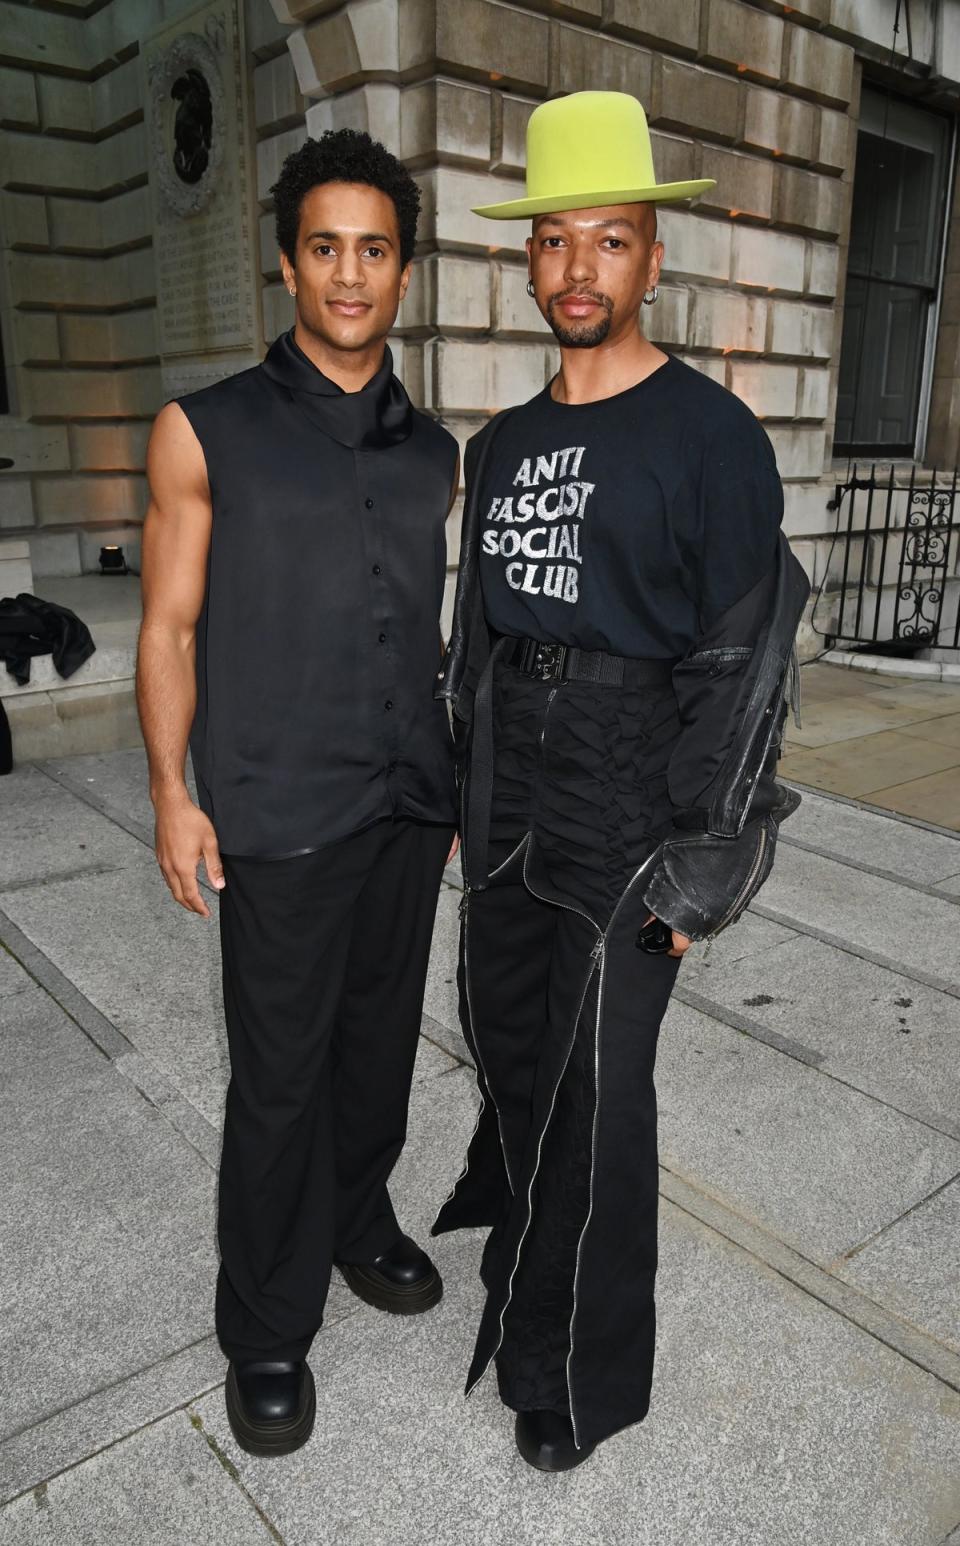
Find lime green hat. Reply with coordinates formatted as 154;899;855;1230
473;91;715;220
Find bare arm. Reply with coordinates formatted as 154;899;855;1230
136;402;222;917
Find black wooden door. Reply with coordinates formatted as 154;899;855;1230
835;93;951;456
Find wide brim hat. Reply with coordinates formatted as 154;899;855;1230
473;91;715;220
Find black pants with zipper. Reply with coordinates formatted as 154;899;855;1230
215;816;452;1363
465;838;681;1417
435;657;685;1441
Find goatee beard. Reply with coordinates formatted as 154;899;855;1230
546;289;614;349
550;315;613;348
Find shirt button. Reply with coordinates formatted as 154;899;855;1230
365;497;375;509
372;564;382;575
378;632;387;643
384;699;393;711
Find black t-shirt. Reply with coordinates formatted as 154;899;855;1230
477;354;783;659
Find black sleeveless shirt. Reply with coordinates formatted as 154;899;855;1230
177;331;458;857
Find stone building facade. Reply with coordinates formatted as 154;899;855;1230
1;0;960;659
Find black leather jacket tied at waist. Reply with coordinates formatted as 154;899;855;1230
436;411;812;942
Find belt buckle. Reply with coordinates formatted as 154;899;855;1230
533;642;566;681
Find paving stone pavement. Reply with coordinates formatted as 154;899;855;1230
780;663;960;830
1;750;959;1545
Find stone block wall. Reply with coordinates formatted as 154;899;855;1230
0;0;303;577
271;0;850;632
928;150;960;470
2;0;959;644
269;0;960;650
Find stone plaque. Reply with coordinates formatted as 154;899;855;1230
144;0;262;385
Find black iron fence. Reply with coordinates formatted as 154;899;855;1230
818;464;960;652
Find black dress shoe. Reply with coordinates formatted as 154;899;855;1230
515;1410;598;1472
337;1234;443;1315
225;1360;316;1457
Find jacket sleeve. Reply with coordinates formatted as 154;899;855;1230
440;419;503;787
663;564;778;826
436;415;506;712
641;424;800;941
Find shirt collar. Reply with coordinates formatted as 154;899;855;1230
261;328;413;448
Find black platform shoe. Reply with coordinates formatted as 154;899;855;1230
515;1410;598;1472
338;1234;443;1315
225;1360;316;1457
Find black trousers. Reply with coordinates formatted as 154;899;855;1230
436;656;686;1438
464;841;680;1417
215;816;452;1362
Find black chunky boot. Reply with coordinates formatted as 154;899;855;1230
515;1409;598;1472
225;1360;316;1457
337;1234;443;1314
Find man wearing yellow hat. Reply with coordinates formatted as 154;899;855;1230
432;92;810;1471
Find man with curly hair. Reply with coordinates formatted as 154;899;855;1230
137;130;459;1457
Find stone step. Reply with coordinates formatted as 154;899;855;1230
0;538;34;600
1;575;142;762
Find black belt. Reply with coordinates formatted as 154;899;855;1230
505;636;676;687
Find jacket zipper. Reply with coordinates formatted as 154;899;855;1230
522;679;601;937
564;940;606;1451
451;660;557;1205
460;887;517;1196
486;834;528;882
463;673;604;1413
702;823;769;939
563;843;662;1449
522;844;603;940
464;674;607;1394
540;685;558;745
431;890;488;1228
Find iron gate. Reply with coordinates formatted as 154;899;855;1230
820;464;960;651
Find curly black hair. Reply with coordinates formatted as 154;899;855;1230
271;129;421;269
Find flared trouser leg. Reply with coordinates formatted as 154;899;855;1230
564;895;681;1439
494;906;601;1416
462;847;682;1430
215;818;451;1363
460;844;559;1196
459;848;597;1403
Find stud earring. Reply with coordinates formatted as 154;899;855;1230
526;279;535;297
642;286;659;306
